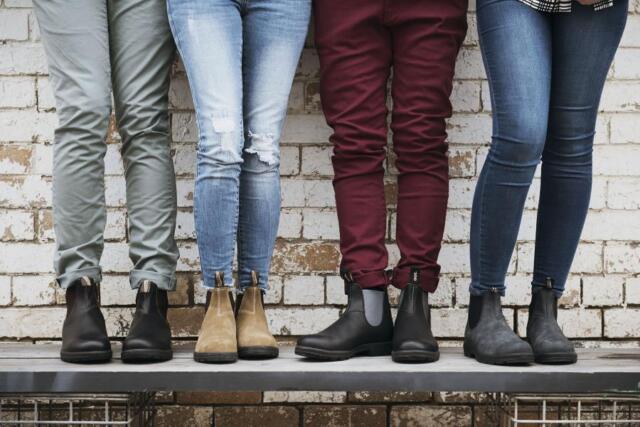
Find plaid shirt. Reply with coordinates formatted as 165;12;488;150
519;0;614;12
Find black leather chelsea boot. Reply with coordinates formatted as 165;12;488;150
464;289;534;365
121;281;173;363
392;268;439;363
60;276;112;363
295;273;393;361
527;278;577;364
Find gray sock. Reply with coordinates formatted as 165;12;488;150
362;289;385;326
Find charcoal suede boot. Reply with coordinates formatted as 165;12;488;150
464;289;534;365
60;276;112;363
527;278;577;364
392;268;439;363
295;273;393;361
121;281;173;363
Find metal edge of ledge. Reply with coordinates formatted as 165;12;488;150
1;371;640;394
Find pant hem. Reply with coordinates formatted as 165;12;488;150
468;281;506;297
391;267;439;293
56;266;103;289
351;270;390;289
130;269;176;291
531;280;563;298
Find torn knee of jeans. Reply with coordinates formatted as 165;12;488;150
245;130;279;166
206;113;242;161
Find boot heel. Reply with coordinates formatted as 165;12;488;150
463;342;474;358
364;341;392;356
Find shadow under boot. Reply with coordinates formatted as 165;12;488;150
122;281;172;363
236;271;279;359
464;290;534;365
194;272;237;363
527;279;577;364
60;276;112;363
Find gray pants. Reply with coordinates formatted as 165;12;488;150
33;0;179;291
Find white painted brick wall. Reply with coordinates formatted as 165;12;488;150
0;2;639;348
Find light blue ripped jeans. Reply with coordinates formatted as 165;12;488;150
167;0;310;291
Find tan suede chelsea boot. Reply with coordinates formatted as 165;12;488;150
194;272;237;363
236;271;279;359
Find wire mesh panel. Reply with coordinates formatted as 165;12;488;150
0;393;155;426
487;393;640;426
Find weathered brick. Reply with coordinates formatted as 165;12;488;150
0;44;48;75
301;146;332;176
0;307;64;338
0;10;29;41
0;276;12;306
0;242;53;273
155;406;212;427
349;391;432;403
325;275;347;305
0;77;35;108
215;406;299;427
626;277;640;305
302;208;339;240
176;391;261;405
12;275;56;306
304;405;386;427
283;275;324;305
582;276;624;307
0;176;52;208
604;308;640;338
167;306;204;337
36;77;56;110
264;391;346;403
390;405;473;427
0;209;34;241
279;208;302;239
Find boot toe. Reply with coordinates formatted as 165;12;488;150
64;335;111;353
394;339;438;353
296;334;329;350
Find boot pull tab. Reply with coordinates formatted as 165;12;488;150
409;267;420;286
80;276;92;287
340;270;354;295
214;272;225;289
140;280;152;293
545;277;554;289
250;271;260;288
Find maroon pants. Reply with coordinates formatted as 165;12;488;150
314;0;467;292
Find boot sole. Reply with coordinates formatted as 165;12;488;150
464;342;533;365
238;346;279;360
463;348;533;366
194;352;238;363
295;341;392;361
121;349;173;363
392;349;440;364
61;350;112;364
534;352;577;365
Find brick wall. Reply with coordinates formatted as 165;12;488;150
1;0;639;425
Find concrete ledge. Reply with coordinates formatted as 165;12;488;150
1;344;639;393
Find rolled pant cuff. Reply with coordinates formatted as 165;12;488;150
531;280;563;298
130;269;176;291
392;267;439;292
468;282;506;297
56;266;103;289
351;270;390;289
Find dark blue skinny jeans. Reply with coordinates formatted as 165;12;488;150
470;0;628;297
